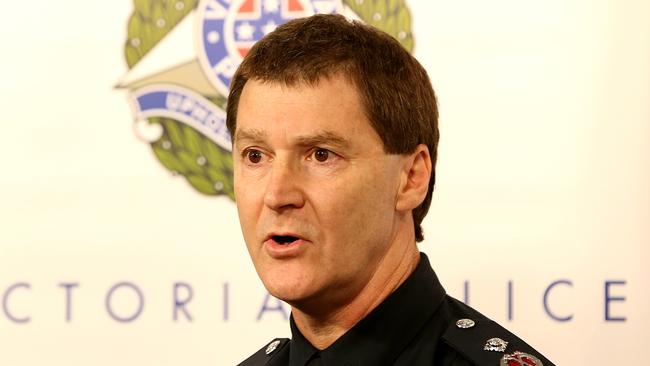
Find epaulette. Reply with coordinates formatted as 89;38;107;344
237;338;290;366
441;312;555;365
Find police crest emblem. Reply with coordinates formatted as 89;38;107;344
119;0;414;200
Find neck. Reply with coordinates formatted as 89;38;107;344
291;232;421;350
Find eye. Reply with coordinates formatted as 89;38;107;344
245;149;263;164
313;148;330;162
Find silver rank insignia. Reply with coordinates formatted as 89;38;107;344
500;351;544;366
456;318;476;329
483;337;508;352
265;340;281;355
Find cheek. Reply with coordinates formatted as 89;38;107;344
316;168;397;236
234;164;262;206
234;173;262;241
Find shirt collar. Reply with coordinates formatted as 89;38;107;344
289;252;446;366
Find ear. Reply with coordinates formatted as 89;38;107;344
395;144;432;212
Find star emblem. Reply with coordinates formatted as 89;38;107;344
236;21;256;41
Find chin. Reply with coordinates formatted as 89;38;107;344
264;282;311;304
260;267;317;303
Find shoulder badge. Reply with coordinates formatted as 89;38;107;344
237;338;290;366
500;351;544;366
442;317;555;366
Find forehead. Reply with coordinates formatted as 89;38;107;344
234;76;381;147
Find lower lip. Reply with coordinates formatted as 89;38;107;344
264;238;309;259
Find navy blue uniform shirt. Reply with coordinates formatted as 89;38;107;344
238;253;555;366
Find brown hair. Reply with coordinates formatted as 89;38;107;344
227;14;439;242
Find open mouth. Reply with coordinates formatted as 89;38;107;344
272;235;299;245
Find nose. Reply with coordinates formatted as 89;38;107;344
263;159;305;211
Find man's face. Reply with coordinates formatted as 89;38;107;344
233;75;406;308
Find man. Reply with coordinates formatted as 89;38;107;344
227;14;554;366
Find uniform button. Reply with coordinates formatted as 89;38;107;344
455;318;475;329
265;340;281;355
483;337;509;352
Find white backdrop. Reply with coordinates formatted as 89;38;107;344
1;1;649;365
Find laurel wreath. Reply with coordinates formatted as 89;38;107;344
124;0;413;200
149;116;235;199
124;0;198;68
344;0;414;52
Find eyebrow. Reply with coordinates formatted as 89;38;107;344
294;131;351;149
234;128;268;144
235;128;351;149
